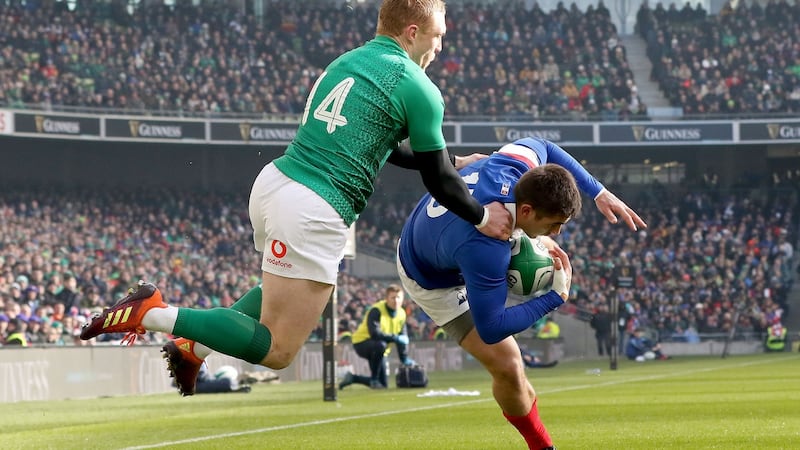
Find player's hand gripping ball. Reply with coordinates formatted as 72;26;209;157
507;234;554;296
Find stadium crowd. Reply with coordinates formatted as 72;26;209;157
1;170;796;347
0;0;797;348
638;0;800;116
0;185;444;346
563;178;795;342
0;0;642;120
0;187;258;346
3;0;799;120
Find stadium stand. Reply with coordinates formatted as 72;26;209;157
1;171;795;346
0;0;797;349
4;0;799;120
637;0;800;117
0;0;640;119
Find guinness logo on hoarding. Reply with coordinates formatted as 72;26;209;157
493;127;507;142
632;126;645;142
33;115;81;134
239;122;252;142
492;126;563;142
631;126;702;141
767;124;780;139
239;125;296;141
128;120;182;138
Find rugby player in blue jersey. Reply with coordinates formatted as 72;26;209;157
397;137;646;449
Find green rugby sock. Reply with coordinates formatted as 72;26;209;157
173;308;271;365
230;285;263;320
180;285;264;361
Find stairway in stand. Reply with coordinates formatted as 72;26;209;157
620;34;671;110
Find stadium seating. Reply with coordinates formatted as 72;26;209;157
1;1;797;346
637;0;800;117
2;170;794;345
0;1;637;119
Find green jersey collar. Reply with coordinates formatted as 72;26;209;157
371;35;407;56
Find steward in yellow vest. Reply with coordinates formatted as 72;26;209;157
4;318;29;346
341;284;414;390
765;323;787;352
536;317;561;339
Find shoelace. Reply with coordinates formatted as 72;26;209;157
120;331;145;346
117;283;148;346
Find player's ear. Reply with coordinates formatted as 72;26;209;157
518;203;535;218
405;24;419;41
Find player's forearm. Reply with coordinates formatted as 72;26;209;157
521;137;605;197
416;150;484;225
472;291;565;344
543;140;604;197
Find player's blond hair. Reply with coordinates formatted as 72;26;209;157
376;0;446;37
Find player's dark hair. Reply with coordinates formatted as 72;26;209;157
514;164;582;219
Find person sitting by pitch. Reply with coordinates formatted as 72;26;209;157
340;284;415;390
625;328;669;361
193;362;252;394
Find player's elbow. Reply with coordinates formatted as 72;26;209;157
475;324;504;345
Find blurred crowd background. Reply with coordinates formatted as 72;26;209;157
0;0;797;349
1;171;795;346
2;0;799;119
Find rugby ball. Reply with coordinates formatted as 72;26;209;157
507;234;554;296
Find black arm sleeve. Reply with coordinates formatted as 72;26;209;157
387;141;455;170
415;149;484;225
366;308;396;343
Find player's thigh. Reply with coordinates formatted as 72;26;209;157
250;163;347;356
260;271;333;355
460;330;524;376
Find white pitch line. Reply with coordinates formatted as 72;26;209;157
121;354;795;450
121;398;488;450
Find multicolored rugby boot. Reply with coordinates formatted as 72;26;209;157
79;280;167;345
162;338;204;396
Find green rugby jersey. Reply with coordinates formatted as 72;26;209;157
273;35;446;225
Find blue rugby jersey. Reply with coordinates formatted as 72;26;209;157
398;138;603;344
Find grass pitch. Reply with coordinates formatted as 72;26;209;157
2;354;798;449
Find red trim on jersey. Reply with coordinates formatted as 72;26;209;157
498;151;538;169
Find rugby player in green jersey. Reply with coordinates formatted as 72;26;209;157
81;0;514;397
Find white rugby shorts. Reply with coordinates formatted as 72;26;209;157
249;163;347;284
396;246;470;326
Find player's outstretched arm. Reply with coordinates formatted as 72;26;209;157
523;138;648;232
594;189;648;231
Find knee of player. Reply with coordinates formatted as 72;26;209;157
489;357;527;382
265;350;294;370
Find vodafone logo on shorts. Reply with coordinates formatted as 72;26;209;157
271;240;287;258
267;240;292;269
